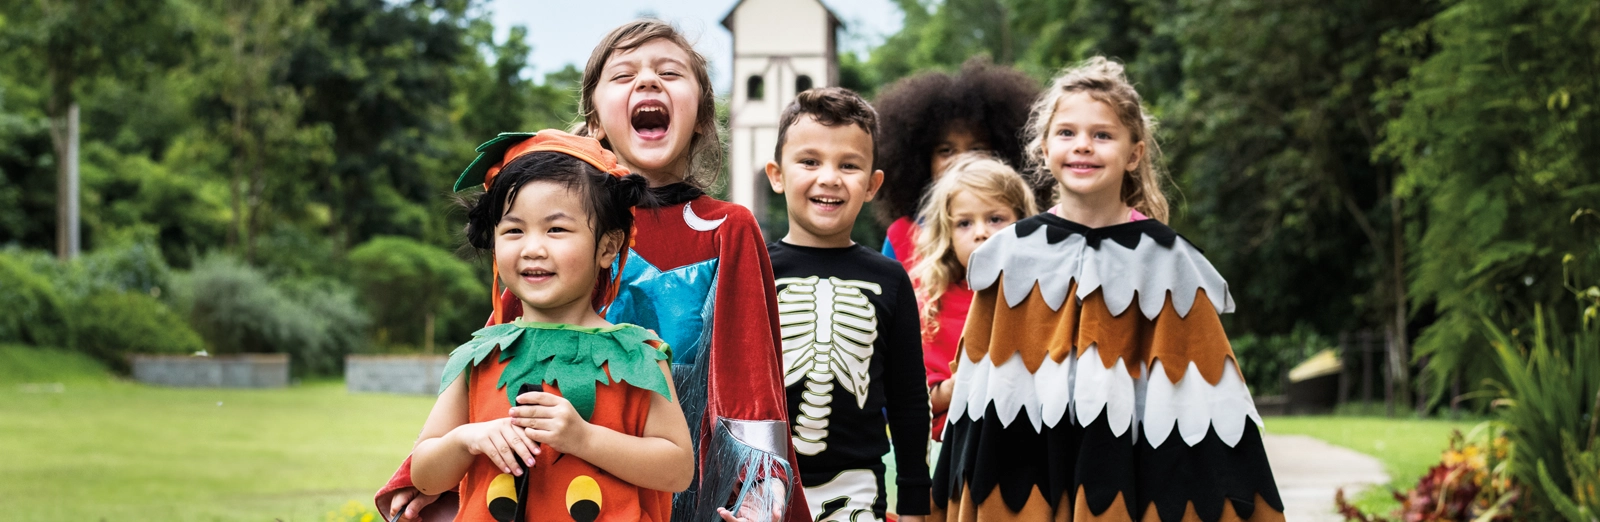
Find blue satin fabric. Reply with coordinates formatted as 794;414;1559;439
605;249;719;365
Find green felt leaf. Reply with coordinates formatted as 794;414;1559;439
438;324;526;394
435;321;672;421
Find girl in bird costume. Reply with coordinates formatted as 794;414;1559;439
404;130;693;522
930;58;1284;522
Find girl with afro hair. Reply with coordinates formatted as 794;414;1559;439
873;58;1045;271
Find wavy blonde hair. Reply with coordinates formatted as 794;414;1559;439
909;153;1038;339
1022;56;1169;222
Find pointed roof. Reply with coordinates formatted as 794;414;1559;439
720;0;844;32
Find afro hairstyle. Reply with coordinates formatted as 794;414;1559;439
871;57;1044;224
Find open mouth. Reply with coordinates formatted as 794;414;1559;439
809;196;845;210
631;101;670;140
520;268;554;280
1065;162;1103;173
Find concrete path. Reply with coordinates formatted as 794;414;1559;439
1262;433;1389;522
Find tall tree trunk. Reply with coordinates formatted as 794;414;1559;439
50;103;81;260
246;132;265;264
228;101;245;253
1390;195;1412;412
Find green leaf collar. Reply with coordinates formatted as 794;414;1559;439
439;320;671;421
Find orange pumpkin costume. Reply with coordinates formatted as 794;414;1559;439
447;321;674;522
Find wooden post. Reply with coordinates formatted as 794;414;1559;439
1450;373;1462;419
1361;330;1374;406
1337;331;1350;406
1384;326;1396;417
1415;355;1430;417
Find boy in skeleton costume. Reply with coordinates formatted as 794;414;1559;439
930;58;1282;521
763;88;932;522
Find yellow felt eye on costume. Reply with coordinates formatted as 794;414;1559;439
487;473;518;522
566;475;602;522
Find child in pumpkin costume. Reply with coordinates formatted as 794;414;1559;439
406;130;692;522
381;20;807;522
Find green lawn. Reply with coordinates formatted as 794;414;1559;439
1;344;1476;520
0;345;429;521
1264;413;1478;515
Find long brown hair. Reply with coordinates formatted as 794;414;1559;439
1022;56;1169;222
579;19;724;187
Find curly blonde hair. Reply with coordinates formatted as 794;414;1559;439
1022;56;1169;222
909;153;1038;339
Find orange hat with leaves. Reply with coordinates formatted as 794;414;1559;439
455;130;637;321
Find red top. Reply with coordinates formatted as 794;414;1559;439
885;216;919;272
921;280;973;441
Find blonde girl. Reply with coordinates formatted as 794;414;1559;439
908;153;1036;441
930;57;1283;521
1023;57;1167;226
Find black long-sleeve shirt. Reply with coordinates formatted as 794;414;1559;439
767;241;932;515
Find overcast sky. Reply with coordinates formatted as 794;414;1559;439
484;0;904;92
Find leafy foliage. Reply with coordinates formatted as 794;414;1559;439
1380;0;1600;407
347;236;484;353
0;251;73;349
1336;428;1520;521
1479;286;1600;518
1229;325;1335;396
74;291;205;373
169;254;368;375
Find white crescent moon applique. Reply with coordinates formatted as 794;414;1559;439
683;202;727;232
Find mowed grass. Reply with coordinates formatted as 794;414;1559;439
1263;413;1477;515
0;344;433;521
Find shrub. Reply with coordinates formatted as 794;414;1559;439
1229;324;1333;396
277;276;370;375
0;252;74;349
17;235;171;301
1336;428;1520;521
169;254;370;376
348;236;483;353
1482;302;1600;520
74;291;204;373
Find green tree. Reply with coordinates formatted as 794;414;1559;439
348;236;483;353
286;0;480;252
192;0;334;263
0;0;181;260
1379;0;1600;406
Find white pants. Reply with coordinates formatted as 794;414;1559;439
803;468;882;522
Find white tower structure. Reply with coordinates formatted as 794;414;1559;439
721;0;843;215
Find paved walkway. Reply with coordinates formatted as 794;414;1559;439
1262;433;1389;522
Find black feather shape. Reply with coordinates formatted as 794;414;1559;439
934;405;1283;521
933;406;1140;518
1014;213;1199;251
1136;418;1284;521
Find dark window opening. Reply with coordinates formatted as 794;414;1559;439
747;75;765;101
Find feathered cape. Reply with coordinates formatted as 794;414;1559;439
932;213;1283;522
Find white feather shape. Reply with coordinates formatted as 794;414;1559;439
948;350;1044;431
1035;351;1077;429
967;219;1234;318
1141;358;1262;448
1072;345;1138;437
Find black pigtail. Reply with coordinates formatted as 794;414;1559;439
609;173;657;210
